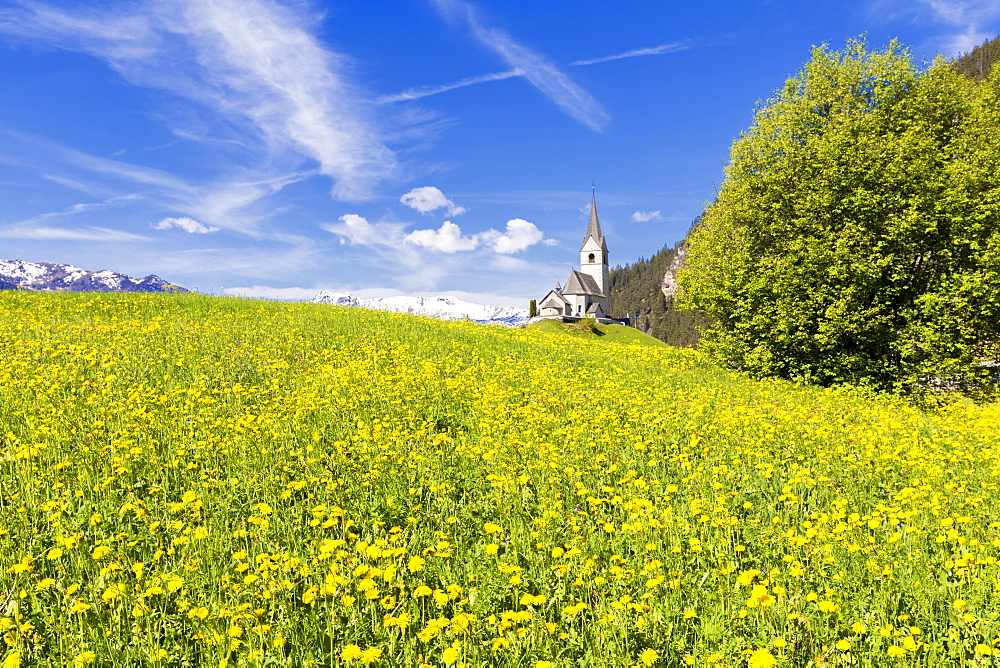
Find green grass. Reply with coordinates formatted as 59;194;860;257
528;318;667;346
2;292;1000;666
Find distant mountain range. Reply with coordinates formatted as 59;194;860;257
0;259;185;293
313;291;528;327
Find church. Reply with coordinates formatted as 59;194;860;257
536;190;611;320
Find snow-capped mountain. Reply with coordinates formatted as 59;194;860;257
313;291;528;327
0;259;185;293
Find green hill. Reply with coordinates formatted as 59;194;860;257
3;291;1000;666
608;236;706;347
528;318;667;346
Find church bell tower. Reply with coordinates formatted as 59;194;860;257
580;187;608;298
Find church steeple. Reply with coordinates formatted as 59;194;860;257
582;186;608;251
579;185;609;304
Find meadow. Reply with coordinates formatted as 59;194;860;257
2;292;1000;667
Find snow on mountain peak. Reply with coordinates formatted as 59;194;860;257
313;291;528;327
0;259;184;293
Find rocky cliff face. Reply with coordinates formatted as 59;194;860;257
659;241;687;300
0;259;186;293
607;238;703;347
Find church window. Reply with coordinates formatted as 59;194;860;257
588;253;595;263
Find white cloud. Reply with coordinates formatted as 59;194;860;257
571;41;690;66
631;210;661;223
429;0;609;132
869;0;1000;55
0;224;151;241
0;0;397;201
153;216;220;234
321;214;404;247
402;217;549;254
377;69;522;103
404;220;479;253
918;0;1000;54
480;218;545;254
400;186;467;216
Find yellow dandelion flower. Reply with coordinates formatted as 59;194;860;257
639;648;659;665
101;583;124;603
359;648;383;664
747;648;776;668
73;651;96;666
340;645;363;661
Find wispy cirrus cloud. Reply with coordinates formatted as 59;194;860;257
869;0;1000;55
0;129;312;239
918;0;1000;53
377;69;522;104
0;195;152;241
428;0;610;132
571;41;690;66
0;0;397;202
377;31;699;107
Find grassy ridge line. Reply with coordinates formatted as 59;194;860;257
2;292;1000;666
527;319;667;346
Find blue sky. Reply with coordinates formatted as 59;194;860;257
1;0;998;306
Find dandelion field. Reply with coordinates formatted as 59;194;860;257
3;293;1000;667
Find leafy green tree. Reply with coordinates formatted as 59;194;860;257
678;38;1000;397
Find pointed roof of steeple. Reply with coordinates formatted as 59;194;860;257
582;187;607;251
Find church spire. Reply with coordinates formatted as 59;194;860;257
582;184;607;251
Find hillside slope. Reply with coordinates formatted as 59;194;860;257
528;318;667;346
3;292;1000;665
608;237;705;347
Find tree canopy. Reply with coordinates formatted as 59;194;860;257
677;38;1000;397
